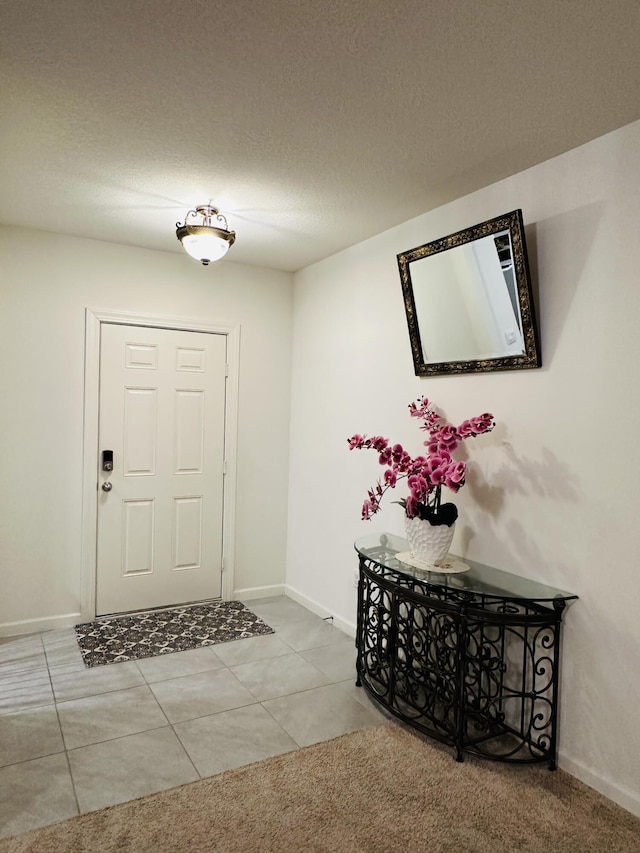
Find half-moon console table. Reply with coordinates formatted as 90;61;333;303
354;533;578;768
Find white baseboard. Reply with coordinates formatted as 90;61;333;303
0;612;81;638
233;583;285;601
284;584;356;638
558;752;640;818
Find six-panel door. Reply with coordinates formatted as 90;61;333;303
96;324;227;615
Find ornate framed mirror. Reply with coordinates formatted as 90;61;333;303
397;209;540;376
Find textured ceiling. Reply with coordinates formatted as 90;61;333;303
1;1;639;272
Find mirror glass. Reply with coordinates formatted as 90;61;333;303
397;210;540;376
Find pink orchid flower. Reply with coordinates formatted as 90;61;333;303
349;397;494;521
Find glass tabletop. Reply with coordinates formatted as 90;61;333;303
354;533;578;604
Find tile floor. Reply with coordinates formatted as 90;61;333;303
0;596;387;840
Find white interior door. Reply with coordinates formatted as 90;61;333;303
96;323;227;615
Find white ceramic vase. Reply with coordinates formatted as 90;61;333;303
404;515;455;566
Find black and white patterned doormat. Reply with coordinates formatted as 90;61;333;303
75;601;273;668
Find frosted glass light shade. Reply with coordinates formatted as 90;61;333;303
179;229;231;264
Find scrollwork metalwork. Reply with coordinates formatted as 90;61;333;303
356;555;566;767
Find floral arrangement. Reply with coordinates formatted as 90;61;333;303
347;397;495;526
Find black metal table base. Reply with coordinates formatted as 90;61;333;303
356;556;568;769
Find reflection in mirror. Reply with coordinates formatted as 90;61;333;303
397;210;540;376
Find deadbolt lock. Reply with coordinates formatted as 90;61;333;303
102;450;114;472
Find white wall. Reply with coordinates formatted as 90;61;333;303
0;228;293;631
286;119;640;815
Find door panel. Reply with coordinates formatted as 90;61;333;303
124;387;157;475
173;496;203;570
122;499;155;575
175;390;205;473
96;324;226;615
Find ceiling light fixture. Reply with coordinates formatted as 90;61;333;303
176;204;236;265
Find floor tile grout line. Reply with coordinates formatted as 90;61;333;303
52;679;155;707
0;746;67;772
50;663;331;729
258;699;306;750
61;744;82;818
144;673;173;727
42;653;353;735
5;640;350;705
46;649;82;818
170;719;204;780
63;721;173;755
11;647;354;724
226;655;335;703
141;670;200;777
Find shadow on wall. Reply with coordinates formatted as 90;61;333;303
459;429;582;584
448;422;580;520
483;438;581;503
529;200;604;369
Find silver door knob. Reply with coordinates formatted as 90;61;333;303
101;481;113;492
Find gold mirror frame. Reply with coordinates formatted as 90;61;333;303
397;209;541;376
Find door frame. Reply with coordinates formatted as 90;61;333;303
80;308;240;622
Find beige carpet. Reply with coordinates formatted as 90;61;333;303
2;723;639;852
